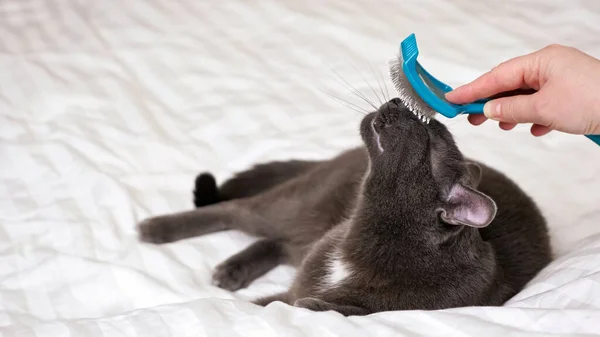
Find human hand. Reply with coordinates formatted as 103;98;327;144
445;44;600;136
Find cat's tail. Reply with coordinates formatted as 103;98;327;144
193;173;221;207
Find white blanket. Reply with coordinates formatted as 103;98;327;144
1;0;600;336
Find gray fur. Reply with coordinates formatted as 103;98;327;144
137;98;552;316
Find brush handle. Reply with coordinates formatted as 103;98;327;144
462;103;486;114
587;135;600;146
462;89;538;113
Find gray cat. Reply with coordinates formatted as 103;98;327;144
137;98;552;316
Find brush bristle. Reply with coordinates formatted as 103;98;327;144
388;57;437;121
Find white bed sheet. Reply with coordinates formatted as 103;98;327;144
1;0;600;336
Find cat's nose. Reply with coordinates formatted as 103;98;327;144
378;98;406;124
389;98;402;106
384;98;402;109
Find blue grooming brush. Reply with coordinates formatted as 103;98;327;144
389;33;600;146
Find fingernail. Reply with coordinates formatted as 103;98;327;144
483;102;500;120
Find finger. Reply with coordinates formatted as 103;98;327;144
531;124;552;137
499;122;517;131
445;54;539;104
467;114;488;125
483;94;540;124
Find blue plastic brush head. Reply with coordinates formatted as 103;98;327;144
391;33;487;119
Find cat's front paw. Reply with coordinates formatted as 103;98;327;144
293;297;369;316
212;260;252;291
294;297;324;311
136;217;176;244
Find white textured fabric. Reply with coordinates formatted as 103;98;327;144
1;0;600;336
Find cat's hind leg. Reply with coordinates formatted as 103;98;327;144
212;238;286;291
137;201;259;244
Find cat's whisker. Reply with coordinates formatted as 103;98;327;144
371;64;391;102
377;66;392;102
327;64;378;110
350;91;377;112
317;88;368;116
348;62;383;106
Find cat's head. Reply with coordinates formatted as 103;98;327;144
358;98;497;236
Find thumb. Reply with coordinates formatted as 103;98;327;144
483;95;541;124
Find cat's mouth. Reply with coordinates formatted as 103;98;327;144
360;98;433;156
369;109;429;151
371;118;384;153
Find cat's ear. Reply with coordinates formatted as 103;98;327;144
438;183;497;228
460;161;482;188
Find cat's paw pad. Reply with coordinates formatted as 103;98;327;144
212;261;251;291
136;217;175;244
